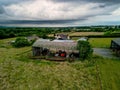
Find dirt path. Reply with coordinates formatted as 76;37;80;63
93;48;119;59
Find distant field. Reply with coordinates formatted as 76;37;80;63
48;32;104;37
69;32;104;36
89;38;115;48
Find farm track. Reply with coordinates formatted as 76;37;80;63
93;48;120;59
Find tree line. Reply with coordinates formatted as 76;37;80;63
0;26;120;39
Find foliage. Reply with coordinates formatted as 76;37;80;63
104;31;112;36
0;26;120;39
77;41;93;60
13;37;30;48
38;33;48;39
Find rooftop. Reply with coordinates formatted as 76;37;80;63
33;39;77;50
112;38;120;46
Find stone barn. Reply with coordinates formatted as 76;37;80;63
32;39;79;58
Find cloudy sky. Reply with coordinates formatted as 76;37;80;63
0;0;120;27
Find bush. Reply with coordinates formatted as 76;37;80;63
13;37;30;48
77;41;93;60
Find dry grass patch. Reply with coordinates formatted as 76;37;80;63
69;32;104;36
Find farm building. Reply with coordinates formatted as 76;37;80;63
110;38;120;57
32;39;79;59
26;34;39;41
54;34;70;40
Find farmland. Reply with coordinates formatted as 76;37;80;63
48;32;104;37
0;39;98;90
89;38;115;48
96;58;120;90
0;38;120;90
69;32;104;37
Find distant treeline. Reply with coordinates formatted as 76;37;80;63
0;26;120;39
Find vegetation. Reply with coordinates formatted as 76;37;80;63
0;38;97;90
0;25;120;39
0;38;120;90
89;38;115;48
0;25;120;90
95;56;120;90
77;41;93;60
13;37;31;48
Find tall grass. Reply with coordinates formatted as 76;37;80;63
96;58;120;90
0;38;98;90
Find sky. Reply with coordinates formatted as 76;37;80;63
0;0;120;27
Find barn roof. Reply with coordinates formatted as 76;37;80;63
32;39;77;50
112;38;120;46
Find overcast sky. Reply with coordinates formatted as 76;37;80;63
0;0;120;27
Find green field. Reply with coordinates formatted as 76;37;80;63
89;38;115;48
96;58;120;90
0;38;120;90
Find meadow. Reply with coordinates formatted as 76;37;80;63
0;38;120;90
89;38;115;48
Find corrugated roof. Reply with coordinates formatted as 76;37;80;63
33;39;77;50
113;38;120;46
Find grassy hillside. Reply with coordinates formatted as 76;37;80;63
0;38;98;90
0;38;120;90
0;48;98;90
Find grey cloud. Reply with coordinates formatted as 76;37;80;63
0;0;120;26
0;19;80;25
53;0;120;4
0;7;4;14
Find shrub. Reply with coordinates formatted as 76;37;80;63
77;41;93;60
13;37;30;48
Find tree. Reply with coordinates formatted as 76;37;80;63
13;37;30;48
0;30;6;39
77;41;93;60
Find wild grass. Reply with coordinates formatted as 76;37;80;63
0;38;98;90
0;38;120;90
96;57;120;90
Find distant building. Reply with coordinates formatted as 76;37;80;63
77;37;88;41
54;34;70;40
110;38;120;57
26;34;39;41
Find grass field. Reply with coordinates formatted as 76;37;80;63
0;38;120;90
96;57;120;90
89;38;115;48
0;38;98;90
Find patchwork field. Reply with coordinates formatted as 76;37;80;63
48;32;104;37
69;32;104;36
0;38;120;90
